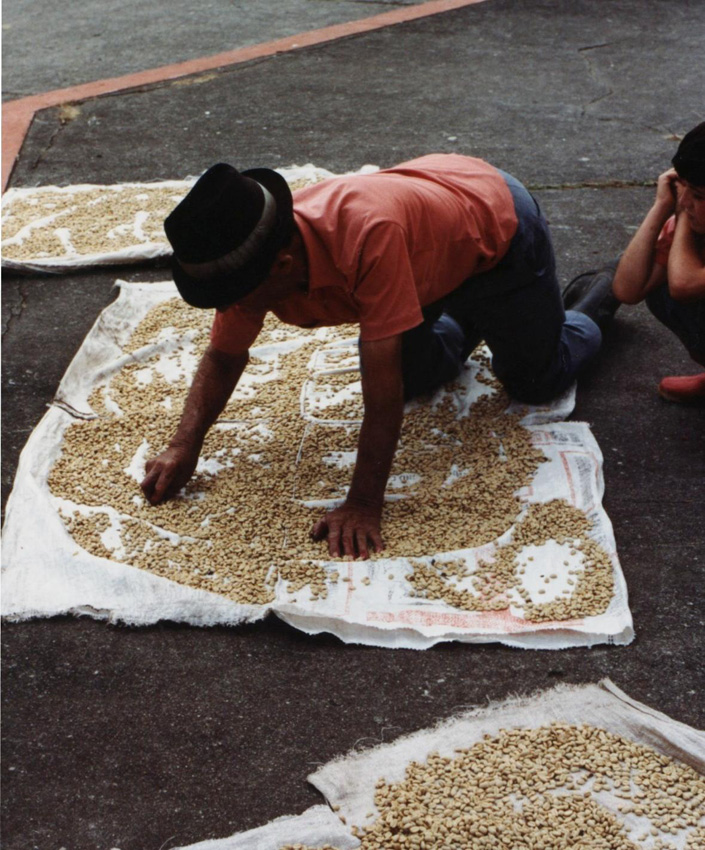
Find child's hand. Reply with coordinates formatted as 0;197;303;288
654;168;679;213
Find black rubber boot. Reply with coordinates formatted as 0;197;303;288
562;258;621;331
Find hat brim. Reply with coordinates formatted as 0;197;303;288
171;167;294;310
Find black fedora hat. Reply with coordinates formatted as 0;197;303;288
164;163;294;309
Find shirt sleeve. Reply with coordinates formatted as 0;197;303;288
353;222;424;341
210;304;266;355
654;215;676;267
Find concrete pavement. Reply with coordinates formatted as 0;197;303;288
2;1;704;848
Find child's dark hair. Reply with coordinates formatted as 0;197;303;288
672;122;705;187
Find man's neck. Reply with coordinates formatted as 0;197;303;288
289;227;309;293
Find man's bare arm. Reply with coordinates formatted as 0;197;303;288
312;334;405;559
668;213;705;302
613;168;676;304
141;344;249;504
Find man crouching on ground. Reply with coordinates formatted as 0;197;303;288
141;154;610;558
612;123;705;402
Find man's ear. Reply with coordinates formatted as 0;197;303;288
271;248;294;277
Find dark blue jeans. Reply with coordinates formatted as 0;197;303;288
401;171;601;403
646;283;705;366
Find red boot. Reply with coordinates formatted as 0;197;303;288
658;372;705;403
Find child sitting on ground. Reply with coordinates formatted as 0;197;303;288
612;122;705;403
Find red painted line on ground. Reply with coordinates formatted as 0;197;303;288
2;0;488;191
2;103;35;191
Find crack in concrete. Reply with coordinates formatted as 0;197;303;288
30;112;67;173
528;179;655;191
1;279;29;339
577;41;615;116
577;42;611;53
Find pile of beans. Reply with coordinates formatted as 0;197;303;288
2;174;325;262
283;723;705;850
2;185;185;260
49;298;614;619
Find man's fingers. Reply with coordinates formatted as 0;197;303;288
369;527;384;554
354;528;369;561
321;513;347;557
141;445;200;505
310;515;344;557
141;461;176;504
140;465;162;503
312;507;384;559
148;470;170;504
327;520;343;557
341;525;356;559
311;518;328;542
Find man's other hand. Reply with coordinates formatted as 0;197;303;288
141;444;199;505
311;500;384;560
655;167;679;213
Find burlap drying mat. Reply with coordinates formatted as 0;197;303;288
172;680;704;849
1;279;633;649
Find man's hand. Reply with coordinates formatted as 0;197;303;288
310;334;405;559
141;442;200;505
311;499;384;559
140;344;248;505
655;167;679;214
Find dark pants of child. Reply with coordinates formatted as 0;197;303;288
645;283;705;366
401;171;601;403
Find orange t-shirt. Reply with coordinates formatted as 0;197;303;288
211;154;518;354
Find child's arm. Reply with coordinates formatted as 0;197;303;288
612;169;677;304
668;210;705;302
